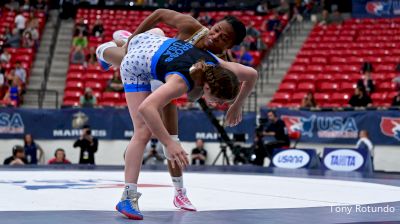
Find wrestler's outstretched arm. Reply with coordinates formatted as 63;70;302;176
219;60;258;126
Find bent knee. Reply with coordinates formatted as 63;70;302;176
148;28;165;36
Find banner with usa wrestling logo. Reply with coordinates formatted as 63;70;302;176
260;107;400;145
352;0;400;18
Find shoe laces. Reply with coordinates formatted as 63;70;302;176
177;190;191;205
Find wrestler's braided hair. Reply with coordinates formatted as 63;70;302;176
191;60;240;101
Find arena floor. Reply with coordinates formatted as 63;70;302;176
0;166;399;224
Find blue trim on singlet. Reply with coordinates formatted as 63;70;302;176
207;51;220;64
164;72;192;92
150;38;178;80
124;84;151;92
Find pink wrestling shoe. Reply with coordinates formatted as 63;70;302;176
173;188;197;211
113;30;132;43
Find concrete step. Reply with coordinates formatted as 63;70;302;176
51;60;70;67
46;83;65;91
48;76;66;82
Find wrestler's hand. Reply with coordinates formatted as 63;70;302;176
166;141;189;170
225;104;242;127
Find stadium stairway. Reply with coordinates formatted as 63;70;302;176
45;20;75;108
22;10;59;108
256;21;314;108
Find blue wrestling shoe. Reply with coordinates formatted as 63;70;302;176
116;192;143;220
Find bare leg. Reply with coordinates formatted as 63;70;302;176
124;92;152;183
102;46;126;68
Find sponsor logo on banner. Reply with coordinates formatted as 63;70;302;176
380;117;400;141
53;111;107;137
0;112;24;134
366;1;391;16
272;149;310;169
281;115;358;139
195;132;248;141
281;115;315;137
324;149;364;171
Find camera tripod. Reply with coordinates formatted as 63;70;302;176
212;144;230;166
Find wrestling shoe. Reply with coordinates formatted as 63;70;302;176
113;30;132;43
116;192;144;220
96;41;116;71
173;188;197;211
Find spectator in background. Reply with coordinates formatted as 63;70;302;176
142;138;165;165
3;145;27;165
86;47;97;65
356;130;374;165
0;50;11;64
80;87;97;107
73;124;98;164
191;139;207;165
392;91;400;106
318;9;331;26
198;12;215;27
14;61;27;86
24;20;40;46
22;32;35;48
23;133;44;164
331;9;344;25
3;77;21;107
21;0;32;12
357;62;375;94
5;0;20;11
301;92;317;108
48;148;72;164
70;46;86;65
348;86;372;108
250;134;265;166
14;10;26;35
264;11;282;36
5;28;21;48
72;32;88;48
2;26;12;43
234;46;254;66
246;21;261;38
74;18;89;36
105;70;124;92
34;0;48;12
256;111;290;165
0;65;6;99
393;63;400;91
91;19;104;37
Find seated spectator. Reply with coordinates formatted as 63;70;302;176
357;62;375;94
348;86;372;108
331;9;344;25
198;12;215;27
318;10;331;26
23;133;44;164
24;21;40;46
5;0;20;11
0;65;6;99
80;87;97;107
14;10;26;35
3;145;27;165
242;35;258;51
34;0;48;12
142;138;165;165
105;70;124;92
3;78;21;107
2;26;12;43
393;63;400;91
191;139;207;165
21;32;35;48
277;0;290;15
246;21;261;38
264;11;282;36
48;148;72;164
5;28;21;48
70;46;86;65
91;19;104;37
301;92;317;108
392;91;400;106
21;0;32;12
14;61;27;86
72;32;88;48
86;47;97;65
0;50;12;64
356;130;374;166
74;18;89;36
234;46;254;66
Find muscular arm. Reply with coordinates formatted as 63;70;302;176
127;9;203;43
219;60;258;107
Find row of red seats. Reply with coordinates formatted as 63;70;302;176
293;57;400;65
289;64;397;73
284;72;396;83
278;81;396;93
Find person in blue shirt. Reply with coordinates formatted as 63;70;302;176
23;133;44;164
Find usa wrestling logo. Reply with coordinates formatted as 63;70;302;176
380;117;400;141
281;115;315;137
366;1;391;16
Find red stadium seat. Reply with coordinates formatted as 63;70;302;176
65;81;84;91
297;83;315;92
278;82;296;92
272;92;291;104
291;92;307;103
314;93;330;104
102;92;121;101
85;81;104;92
318;82;338;92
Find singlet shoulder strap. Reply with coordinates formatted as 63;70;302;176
185;27;209;45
